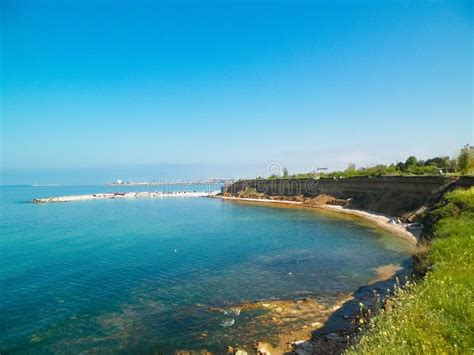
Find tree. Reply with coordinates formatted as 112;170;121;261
424;156;456;172
457;145;474;174
396;161;406;172
405;156;418;167
282;167;289;178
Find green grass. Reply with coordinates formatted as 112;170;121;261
347;187;474;354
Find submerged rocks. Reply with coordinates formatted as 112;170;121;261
327;332;344;342
291;340;315;355
256;341;273;354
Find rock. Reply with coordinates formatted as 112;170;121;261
296;194;306;202
327;332;344;342
256;341;273;354
291;340;315;355
235;350;248;355
304;194;336;206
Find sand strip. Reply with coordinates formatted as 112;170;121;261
218;196;417;244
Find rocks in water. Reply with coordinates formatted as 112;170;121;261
256;341;273;355
197;332;208;340
224;307;241;316
221;318;235;327
326;332;344;342
203;297;351;353
291;340;315;355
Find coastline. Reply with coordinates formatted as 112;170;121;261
218;196;418;244
31;192;418;353
321;205;418;244
217;195;417;352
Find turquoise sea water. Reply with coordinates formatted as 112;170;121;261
0;185;411;353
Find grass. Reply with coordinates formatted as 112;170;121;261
347;187;474;354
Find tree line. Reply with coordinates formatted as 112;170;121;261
267;144;474;179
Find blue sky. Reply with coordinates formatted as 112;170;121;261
1;0;472;184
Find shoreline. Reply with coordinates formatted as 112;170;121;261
218;195;417;352
218;196;418;244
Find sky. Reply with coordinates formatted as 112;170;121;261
1;0;473;184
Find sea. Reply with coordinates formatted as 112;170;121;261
0;184;412;353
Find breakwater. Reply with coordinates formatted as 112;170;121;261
224;176;474;217
33;191;219;203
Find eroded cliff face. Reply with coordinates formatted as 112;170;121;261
224;176;474;217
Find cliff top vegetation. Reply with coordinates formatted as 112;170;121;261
266;144;474;180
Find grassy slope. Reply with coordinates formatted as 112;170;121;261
348;188;474;354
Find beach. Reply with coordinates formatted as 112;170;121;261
218;196;418;244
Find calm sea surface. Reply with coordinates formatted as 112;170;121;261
0;185;411;353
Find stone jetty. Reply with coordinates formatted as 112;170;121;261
33;191;219;203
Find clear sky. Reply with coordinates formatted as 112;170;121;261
1;0;473;184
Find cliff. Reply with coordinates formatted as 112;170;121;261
223;176;474;218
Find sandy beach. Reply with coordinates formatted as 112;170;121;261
218;196;418;244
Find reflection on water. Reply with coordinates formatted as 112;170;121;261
0;186;412;353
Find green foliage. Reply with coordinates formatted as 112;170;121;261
425;156;456;170
405;164;439;175
405;156;418;167
318;164;404;178
457;144;474;175
291;173;317;179
431;188;474;220
347;187;474;354
264;145;470;179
